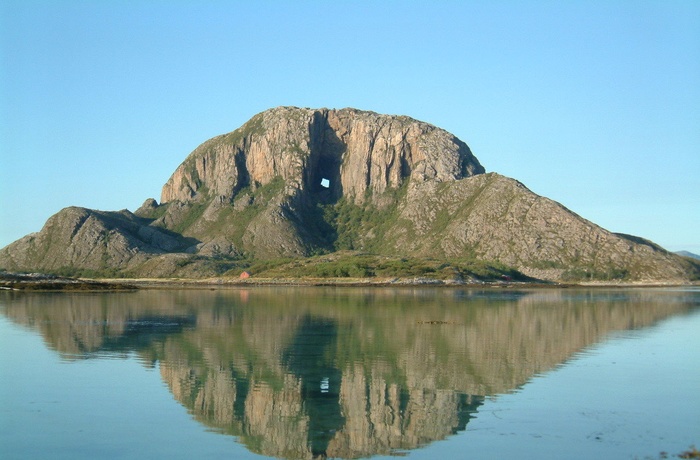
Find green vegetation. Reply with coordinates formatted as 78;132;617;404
302;181;411;253
226;176;286;247
172;255;244;274
682;258;700;281
228;252;524;282
50;266;125;279
172;192;210;234
163;176;288;245
561;266;630;282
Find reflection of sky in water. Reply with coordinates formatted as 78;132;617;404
0;316;248;459
1;288;698;459
440;310;700;460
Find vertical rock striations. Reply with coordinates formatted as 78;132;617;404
160;107;484;206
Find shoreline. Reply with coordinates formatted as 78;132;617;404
86;276;697;290
2;272;696;291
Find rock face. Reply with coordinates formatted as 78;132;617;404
0;207;190;274
0;106;697;281
160;107;483;205
390;173;695;281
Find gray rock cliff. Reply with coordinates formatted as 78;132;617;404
160;107;483;205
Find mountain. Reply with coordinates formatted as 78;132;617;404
676;251;700;261
1;107;697;282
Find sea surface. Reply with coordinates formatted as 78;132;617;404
1;286;698;459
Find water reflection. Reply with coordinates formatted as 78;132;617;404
1;287;697;459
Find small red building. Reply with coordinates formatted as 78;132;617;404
239;271;251;279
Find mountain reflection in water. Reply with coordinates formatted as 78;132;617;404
2;287;696;459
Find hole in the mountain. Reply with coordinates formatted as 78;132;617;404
320;178;330;189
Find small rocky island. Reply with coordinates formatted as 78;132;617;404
1;107;697;284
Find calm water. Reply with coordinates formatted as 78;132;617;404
1;287;698;459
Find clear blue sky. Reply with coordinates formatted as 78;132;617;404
1;1;698;252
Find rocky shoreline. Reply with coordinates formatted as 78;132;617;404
98;276;563;289
104;278;697;290
2;271;695;292
0;272;137;291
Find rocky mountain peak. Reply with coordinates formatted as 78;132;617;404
160;107;485;206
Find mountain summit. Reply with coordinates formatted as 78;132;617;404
1;107;696;282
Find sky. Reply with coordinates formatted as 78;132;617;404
1;1;698;252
